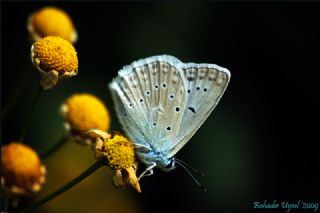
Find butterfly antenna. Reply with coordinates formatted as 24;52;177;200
174;160;207;192
174;158;205;176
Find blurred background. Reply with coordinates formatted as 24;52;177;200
1;2;320;213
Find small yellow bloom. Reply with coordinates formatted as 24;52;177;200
89;130;141;193
31;36;78;89
61;94;111;145
96;134;135;170
27;6;77;43
1;143;46;196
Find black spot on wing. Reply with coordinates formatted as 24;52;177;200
188;107;196;113
162;83;167;88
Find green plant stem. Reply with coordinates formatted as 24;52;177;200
40;135;66;159
2;196;9;213
18;83;43;141
19;159;104;213
1;64;32;122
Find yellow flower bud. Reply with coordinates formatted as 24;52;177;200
27;6;77;43
96;134;135;170
89;130;141;192
61;94;111;145
31;36;78;89
1;143;46;196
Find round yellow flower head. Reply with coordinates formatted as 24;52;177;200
89;130;141;192
1;143;46;196
97;134;135;170
31;36;78;89
61;94;111;145
27;6;77;43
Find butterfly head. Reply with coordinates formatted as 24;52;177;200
162;157;177;171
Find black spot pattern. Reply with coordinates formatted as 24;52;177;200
188;107;196;113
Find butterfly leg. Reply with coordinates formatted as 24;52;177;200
138;162;156;180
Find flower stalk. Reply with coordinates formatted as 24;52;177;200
19;159;104;213
18;82;43;141
2;196;9;213
1;65;32;122
40;135;66;159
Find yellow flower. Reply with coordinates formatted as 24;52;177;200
89;130;141;193
1;143;46;196
96;134;135;170
27;6;77;43
61;94;111;145
31;36;78;89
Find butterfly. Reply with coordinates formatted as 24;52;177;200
109;55;230;184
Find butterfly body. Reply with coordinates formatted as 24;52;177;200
135;146;173;169
109;55;230;178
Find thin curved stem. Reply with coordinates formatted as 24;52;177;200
2;196;9;213
18;82;43;141
40;135;66;159
19;159;104;213
1;64;32;122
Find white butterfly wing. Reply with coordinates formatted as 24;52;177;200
165;63;231;158
109;81;148;145
109;55;188;152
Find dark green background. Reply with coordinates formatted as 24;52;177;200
2;2;320;213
